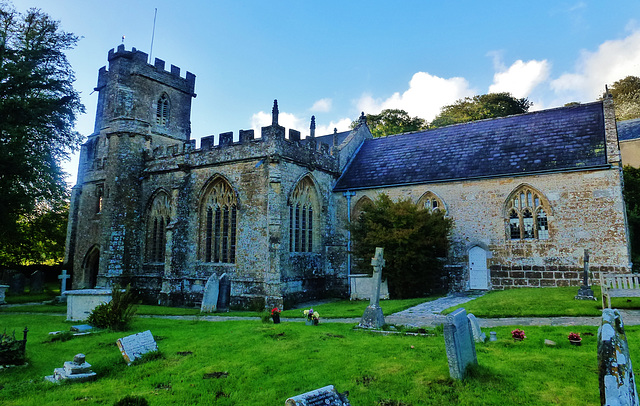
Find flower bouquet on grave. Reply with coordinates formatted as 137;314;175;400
271;307;281;324
568;332;582;346
511;328;526;341
303;309;320;325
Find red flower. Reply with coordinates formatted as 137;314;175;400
271;307;281;315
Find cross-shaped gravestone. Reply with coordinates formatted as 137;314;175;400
358;247;386;329
58;270;70;293
575;249;596;301
369;247;385;307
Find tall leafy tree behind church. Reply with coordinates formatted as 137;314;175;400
606;76;640;121
0;3;83;264
430;92;532;128
350;194;452;298
351;109;427;138
623;165;640;271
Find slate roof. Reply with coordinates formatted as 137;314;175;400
617;118;640;141
334;101;608;191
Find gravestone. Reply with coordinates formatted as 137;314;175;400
0;285;8;304
45;353;97;383
217;273;230;312
201;273;220;313
65;289;113;321
285;385;351;406
358;247;386;329
467;313;486;343
443;308;478;380
30;270;44;294
116;330;158;365
10;273;25;295
598;309;639;406
58;269;70;293
575;249;596;301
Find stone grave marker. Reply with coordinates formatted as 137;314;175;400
598;308;639;405
30;270;44;294
467;313;486;343
575;249;596;301
58;269;70;293
358;247;385;329
0;284;8;304
10;273;25;295
285;385;351;406
201;273;220;313
45;353;97;383
217;273;230;312
443;308;478;380
117;330;158;365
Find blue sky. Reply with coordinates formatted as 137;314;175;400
10;1;640;183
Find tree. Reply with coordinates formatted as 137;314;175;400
351;109;427;138
0;4;83;254
430;92;532;128
623;165;640;271
350;194;453;298
606;76;640;121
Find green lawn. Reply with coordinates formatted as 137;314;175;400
0;314;608;405
443;286;640;317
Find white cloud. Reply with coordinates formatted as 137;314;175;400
315;118;353;136
551;30;640;101
356;72;476;121
311;98;332;113
489;59;550;98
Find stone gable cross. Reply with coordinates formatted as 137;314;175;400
58;269;70;293
370;247;385;307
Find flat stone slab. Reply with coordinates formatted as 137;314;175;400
117;330;158;365
65;289;113;321
71;324;94;333
285;385;351;405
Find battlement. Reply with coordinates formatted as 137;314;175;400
100;44;196;94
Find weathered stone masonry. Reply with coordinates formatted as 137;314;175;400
65;46;631;309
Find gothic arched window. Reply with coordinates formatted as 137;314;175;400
289;176;319;253
352;196;373;222
200;178;238;263
156;94;169;126
417;191;446;214
146;191;171;263
505;185;551;241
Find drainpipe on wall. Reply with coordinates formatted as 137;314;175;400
343;190;356;297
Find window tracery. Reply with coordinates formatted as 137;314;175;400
200;178;237;263
417;191;446;214
506;185;550;240
146;191;171;263
289;176;319;253
156;94;169;126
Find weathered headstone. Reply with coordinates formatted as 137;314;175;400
30;270;44;294
217;273;230;312
598;309;639;406
116;330;158;365
201;273;220;313
467;313;486;343
358;247;385;329
285;385;351;406
576;249;596;301
443;308;478;380
10;273;25;295
45;353;97;383
65;289;113;321
0;284;8;304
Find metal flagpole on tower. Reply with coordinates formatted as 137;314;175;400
149;8;158;63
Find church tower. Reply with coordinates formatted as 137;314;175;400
65;45;196;288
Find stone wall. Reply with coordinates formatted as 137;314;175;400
341;166;631;290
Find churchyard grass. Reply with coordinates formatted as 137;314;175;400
5;282;59;304
0;313;615;405
443;286;640;317
279;297;436;318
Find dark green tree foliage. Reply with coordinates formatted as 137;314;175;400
350;194;452;298
606;76;640;121
430;92;532;128
623;166;640;271
352;109;427;138
0;4;83;250
0;202;68;265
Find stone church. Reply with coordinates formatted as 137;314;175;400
64;45;631;309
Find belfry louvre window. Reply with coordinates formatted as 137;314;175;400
506;185;551;241
201;178;237;263
156;94;169;126
146;192;171;263
289;177;318;253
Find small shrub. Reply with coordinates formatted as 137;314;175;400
113;395;149;406
260;311;272;323
0;329;26;365
87;284;137;331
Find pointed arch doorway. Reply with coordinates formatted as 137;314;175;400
468;246;489;290
83;246;100;288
